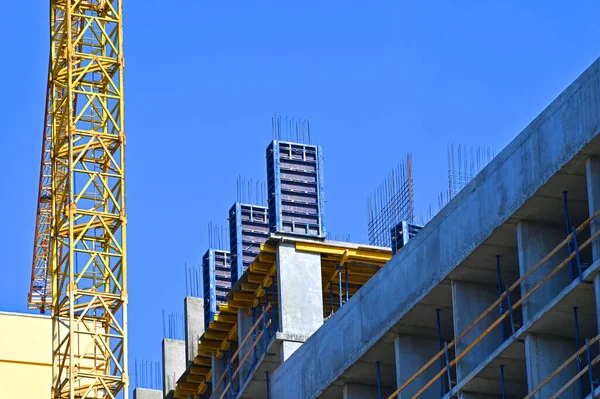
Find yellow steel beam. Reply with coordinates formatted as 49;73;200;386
29;1;130;398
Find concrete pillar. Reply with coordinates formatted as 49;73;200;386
276;241;323;362
184;296;204;366
524;334;577;398
211;352;226;397
394;335;440;399
517;221;577;397
343;383;381;399
517;220;569;322
133;388;162;399
162;339;186;397
459;393;501;399
452;281;503;382
586;156;600;336
237;308;254;383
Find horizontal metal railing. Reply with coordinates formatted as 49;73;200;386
525;334;600;399
387;209;600;399
209;302;276;399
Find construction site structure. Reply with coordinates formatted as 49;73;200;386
202;249;232;330
25;0;129;398
229;203;270;285
367;154;415;248
131;58;600;399
391;220;423;255
266;140;326;237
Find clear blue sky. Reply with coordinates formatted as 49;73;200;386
1;0;599;394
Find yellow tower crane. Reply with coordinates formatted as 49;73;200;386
28;1;128;398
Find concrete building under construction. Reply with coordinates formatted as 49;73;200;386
5;2;600;398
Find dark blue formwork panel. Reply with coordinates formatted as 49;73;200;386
202;249;231;330
266;140;326;237
391;221;423;255
229;202;269;286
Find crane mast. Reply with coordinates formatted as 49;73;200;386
28;1;128;398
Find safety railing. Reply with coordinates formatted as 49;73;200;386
387;209;600;399
525;334;600;399
209;301;278;399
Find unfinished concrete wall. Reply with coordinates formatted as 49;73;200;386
133;388;162;399
586;156;600;335
184;296;204;366
271;58;600;399
162;339;186;397
276;241;323;362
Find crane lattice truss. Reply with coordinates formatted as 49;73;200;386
28;1;128;398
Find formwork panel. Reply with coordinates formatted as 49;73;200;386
229;202;270;285
391;221;423;255
202;249;231;330
266;140;326;237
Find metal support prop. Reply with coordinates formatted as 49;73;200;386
338;265;343;308
265;286;270;341
262;305;267;355
345;264;349;302
436;308;444;398
330;280;334;315
496;255;506;342
505;285;515;335
222;353;228;399
376;360;382;399
500;365;506;399
572;226;583;282
271;276;277;335
564;191;576;280
266;371;271;399
229;342;235;398
444;342;452;395
574;307;584;399
585;339;596;399
252;306;258;365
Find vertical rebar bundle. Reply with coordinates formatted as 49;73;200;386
236;176;267;206
184;262;203;298
134;358;162;390
367;154;414;248
162;310;185;340
272;111;312;144
208;222;229;251
447;143;494;198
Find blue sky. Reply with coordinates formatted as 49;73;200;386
1;0;600;394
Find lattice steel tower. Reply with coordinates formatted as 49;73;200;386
28;1;128;398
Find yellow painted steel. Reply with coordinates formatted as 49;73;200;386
27;1;129;398
175;239;393;398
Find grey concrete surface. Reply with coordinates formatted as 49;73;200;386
452;281;503;382
271;58;600;399
184;296;204;366
394;335;440;399
133;388;162;399
586;156;600;337
517;220;570;322
524;334;578;398
343;383;386;399
162;339;186;397
211;352;226;397
238;308;254;383
276;241;323;362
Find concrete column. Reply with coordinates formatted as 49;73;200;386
343;383;381;399
452;281;503;382
517;220;569;322
184;296;204;366
211;352;226;397
133;388;162;399
237;308;254;383
586;156;600;336
394;335;440;399
517;221;576;397
276;241;323;362
524;334;577;398
162;339;186;397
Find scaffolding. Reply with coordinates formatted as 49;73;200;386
367;154;414;248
